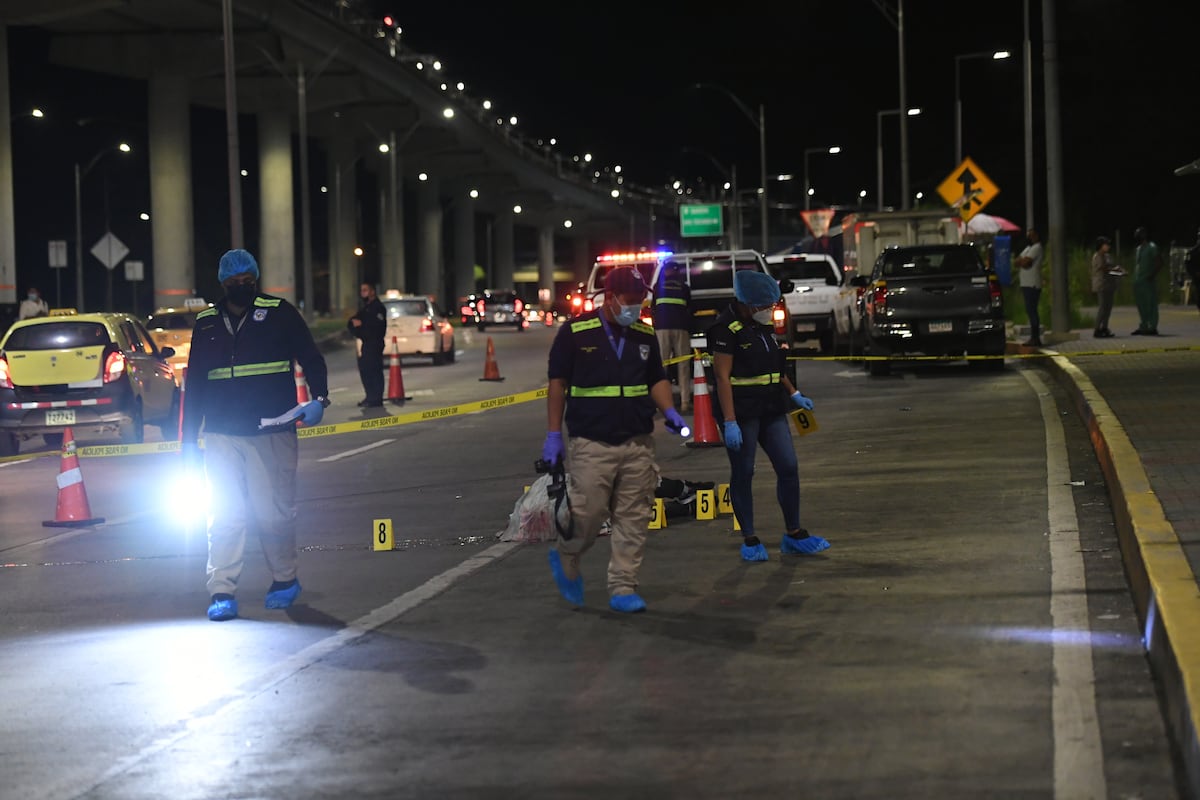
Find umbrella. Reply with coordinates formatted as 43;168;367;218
965;213;1022;235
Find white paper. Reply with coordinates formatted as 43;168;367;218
259;403;305;429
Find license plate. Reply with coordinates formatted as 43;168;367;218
494;313;505;322
46;409;75;425
795;323;816;332
928;321;953;334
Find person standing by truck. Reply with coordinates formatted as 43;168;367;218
709;269;829;562
652;261;693;412
347;282;386;407
1013;227;1045;347
1131;226;1163;335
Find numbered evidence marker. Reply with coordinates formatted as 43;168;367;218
695;489;716;520
717;483;733;515
648;497;665;529
373;518;394;551
789;408;820;437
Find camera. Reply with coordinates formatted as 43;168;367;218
534;458;567;500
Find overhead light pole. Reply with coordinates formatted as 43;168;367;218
803;146;841;211
876;108;920;211
692;84;768;251
954;49;1011;165
74;142;130;312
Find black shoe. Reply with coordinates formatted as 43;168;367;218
361;400;384;408
1144;329;1160;336
356;399;370;407
1131;329;1145;335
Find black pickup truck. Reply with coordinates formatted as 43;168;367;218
850;243;1005;376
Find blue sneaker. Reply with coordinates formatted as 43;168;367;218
609;593;647;613
741;541;769;562
265;580;302;609
781;531;831;555
207;595;238;621
547;550;583;606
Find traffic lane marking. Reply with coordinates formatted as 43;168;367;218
318;439;395;463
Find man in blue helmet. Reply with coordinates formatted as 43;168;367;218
181;249;330;622
709;269;829;562
542;265;687;613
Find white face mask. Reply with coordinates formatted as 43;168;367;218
614;304;641;327
752;309;774;325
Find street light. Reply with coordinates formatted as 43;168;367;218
693;83;768;251
74;142;130;312
954;49;1011;165
876;108;921;211
803;146;841;211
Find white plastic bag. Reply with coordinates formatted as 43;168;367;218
497;473;571;543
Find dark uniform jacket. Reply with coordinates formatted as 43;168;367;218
548;309;667;445
652;272;691;331
348;296;387;361
182;293;329;439
707;305;788;424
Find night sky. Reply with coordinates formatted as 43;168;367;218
6;1;1200;308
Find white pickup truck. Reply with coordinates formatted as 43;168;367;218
765;253;860;354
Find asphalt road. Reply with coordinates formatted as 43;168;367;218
0;325;1184;798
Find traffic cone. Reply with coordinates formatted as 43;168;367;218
387;336;411;404
479;336;505;382
43;427;104;528
294;363;311;404
685;355;723;448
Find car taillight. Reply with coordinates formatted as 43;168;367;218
988;275;1002;309
103;350;126;383
514;298;524;314
773;303;787;336
476;300;485;315
0;356;11;389
420;319;433;333
871;281;888;314
583;299;593;312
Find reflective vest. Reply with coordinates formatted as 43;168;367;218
652;274;691;330
706;306;788;422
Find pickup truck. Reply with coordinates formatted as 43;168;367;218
849;243;1005;376
765;253;860;355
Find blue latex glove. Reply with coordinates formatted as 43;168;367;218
297;400;325;427
723;420;743;451
791;391;814;411
663;408;688;434
542;431;564;465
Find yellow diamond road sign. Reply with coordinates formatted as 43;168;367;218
937;157;999;223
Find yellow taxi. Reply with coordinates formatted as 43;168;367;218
0;310;180;456
381;291;456;365
146;298;212;380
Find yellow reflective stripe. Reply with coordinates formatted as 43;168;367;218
254;297;281;307
730;372;781;386
655;297;687;305
196;308;218;319
631;321;654;335
206;361;292;381
729;320;744;333
571;318;601;333
569;384;650;398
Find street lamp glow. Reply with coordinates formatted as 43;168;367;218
563;220;573;228
776;174;793;181
439;83;447;91
378;142;390;153
118;142;131;153
442;107;454;119
482;99;492;110
415;62;424;71
432;60;442;70
418;172;428;181
320;185;327;193
456;82;465;91
509;115;518;126
549;138;557;146
723;182;731;190
906;108;922;116
240;168;248;177
859;189;868;198
611;189;620;198
614;165;622;173
469;188;479;198
993;50;1012;60
672;180;681;190
583;153;592;162
353;246;364;257
513;204;522;214
31;108;44;118
139;212;150;221
916;191;924;200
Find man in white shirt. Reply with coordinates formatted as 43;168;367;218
18;288;48;320
1013;228;1044;346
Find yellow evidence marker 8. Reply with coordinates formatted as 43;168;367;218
695;489;716;520
373;518;394;551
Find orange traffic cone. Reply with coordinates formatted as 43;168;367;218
43;427;104;528
479;336;505;382
685;356;723;448
387;337;410;404
294;363;311;404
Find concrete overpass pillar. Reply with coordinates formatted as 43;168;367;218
148;73;194;309
451;193;475;303
493;210;515;290
538;224;556;307
384;143;405;293
257;105;295;302
327;134;358;315
416;176;442;301
574;237;590;285
0;25;16;307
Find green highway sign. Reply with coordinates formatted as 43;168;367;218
680;203;723;237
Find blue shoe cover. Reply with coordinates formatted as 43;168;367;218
547;550;583;605
781;534;831;555
265;580;302;609
609;593;647;613
741;542;769;562
207;597;238;621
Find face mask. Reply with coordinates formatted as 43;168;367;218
752;309;774;325
614;304;641;327
225;282;257;307
27;293;38;302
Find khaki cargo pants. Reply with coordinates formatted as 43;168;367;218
203;430;299;597
556;434;656;596
655;328;692;410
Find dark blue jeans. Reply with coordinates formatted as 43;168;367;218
1022;286;1042;340
723;413;801;538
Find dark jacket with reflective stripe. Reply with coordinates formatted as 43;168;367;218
547;309;666;445
182;294;329;439
707;305;787;423
652;272;691;331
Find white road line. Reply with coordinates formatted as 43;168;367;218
318;438;395;462
74;540;521;800
1021;369;1107;799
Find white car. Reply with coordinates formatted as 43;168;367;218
381;292;456;365
765;253;861;354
